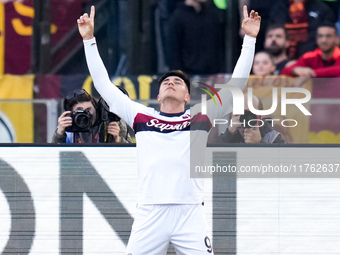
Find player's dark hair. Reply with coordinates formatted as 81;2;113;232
158;70;190;93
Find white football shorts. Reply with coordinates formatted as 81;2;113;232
126;204;214;255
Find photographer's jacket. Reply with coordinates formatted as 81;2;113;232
84;35;255;205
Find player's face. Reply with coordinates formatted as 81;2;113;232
72;101;96;125
316;27;338;53
158;76;190;104
252;52;276;76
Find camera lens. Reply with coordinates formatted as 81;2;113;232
75;113;90;128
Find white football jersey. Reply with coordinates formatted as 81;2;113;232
84;35;255;204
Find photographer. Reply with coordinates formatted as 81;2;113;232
219;94;287;144
52;88;132;144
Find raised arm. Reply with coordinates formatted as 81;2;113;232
78;6;138;127
191;6;261;121
231;5;261;79
78;6;117;107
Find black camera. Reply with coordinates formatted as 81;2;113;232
239;110;259;128
98;97;121;123
65;108;92;132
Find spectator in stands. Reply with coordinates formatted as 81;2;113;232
269;0;335;59
52;88;132;144
168;0;225;75
337;5;340;38
281;22;340;78
264;24;293;74
155;0;183;73
252;51;276;76
218;94;287;144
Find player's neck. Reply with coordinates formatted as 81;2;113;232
160;100;186;114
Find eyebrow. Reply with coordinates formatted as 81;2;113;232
163;77;184;83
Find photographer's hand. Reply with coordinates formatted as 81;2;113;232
57;111;72;135
228;115;241;134
107;121;121;143
243;125;261;144
77;5;95;40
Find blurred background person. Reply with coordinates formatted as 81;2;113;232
52;88;132;144
269;0;336;59
168;0;225;75
154;0;183;73
264;24;294;74
252;51;276;76
281;22;340;77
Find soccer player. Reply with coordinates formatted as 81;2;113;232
77;5;260;254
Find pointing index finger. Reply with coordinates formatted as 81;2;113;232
90;5;95;20
243;5;248;19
